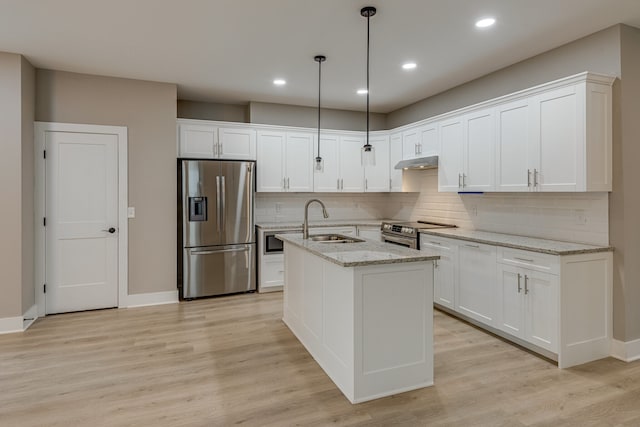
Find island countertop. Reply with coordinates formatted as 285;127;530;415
277;233;439;267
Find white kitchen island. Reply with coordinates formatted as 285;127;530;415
278;234;439;404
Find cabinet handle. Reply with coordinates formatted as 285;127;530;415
458;173;462;188
218;142;223;156
514;256;534;263
462;174;466;188
524;275;529;295
534;169;538;187
517;273;522;293
337;178;340;190
365;178;368;191
341;179;344;190
415;144;418;155
465;244;480;249
429;241;442;245
213;141;218;157
527;169;531;187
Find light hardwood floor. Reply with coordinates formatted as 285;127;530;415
1;293;639;426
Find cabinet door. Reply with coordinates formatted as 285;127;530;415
496;99;533;192
420;122;439;156
285;132;314;192
260;254;285;291
339;136;365;192
456;242;497;326
256;130;285;192
438;118;464;192
464;108;495;191
532;85;582;191
524;270;558;352
357;226;381;241
314;134;340;192
365;135;390;192
179;124;217;158
402;127;420;160
433;245;457;310
218;127;257;160
389;132;403;192
497;264;525;339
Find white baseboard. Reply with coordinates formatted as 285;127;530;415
126;290;179;308
611;338;640;362
0;316;24;335
22;304;38;331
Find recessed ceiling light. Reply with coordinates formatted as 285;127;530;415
402;62;417;70
475;17;496;28
357;88;368;95
273;79;286;86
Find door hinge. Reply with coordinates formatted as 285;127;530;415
43;217;46;227
43;150;46;159
43;284;46;293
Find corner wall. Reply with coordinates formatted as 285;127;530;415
36;70;178;296
21;56;35;314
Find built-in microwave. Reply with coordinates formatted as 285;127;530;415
263;230;300;255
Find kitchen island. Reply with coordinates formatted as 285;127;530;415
278;233;439;404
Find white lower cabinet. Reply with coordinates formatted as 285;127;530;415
420;232;612;368
420;236;457;310
497;264;558;353
456;242;497;326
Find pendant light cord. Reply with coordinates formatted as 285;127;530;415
317;58;322;159
366;11;370;146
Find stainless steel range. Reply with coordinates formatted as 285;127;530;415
381;220;456;249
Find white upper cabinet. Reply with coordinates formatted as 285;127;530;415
178;121;256;160
401;127;421;160
364;135;390;192
438;117;464;192
256;130;313;192
178;123;217;158
496;99;533;192
218;127;257;160
389;132;403;192
438;108;495;192
339;135;365;192
495;76;613;192
419;122;439;156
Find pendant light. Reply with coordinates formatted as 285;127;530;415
361;6;376;166
314;55;326;172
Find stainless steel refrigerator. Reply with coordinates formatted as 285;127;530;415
178;159;256;299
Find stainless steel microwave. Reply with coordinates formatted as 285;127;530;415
262;230;300;255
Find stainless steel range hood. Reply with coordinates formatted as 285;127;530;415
394;155;438;170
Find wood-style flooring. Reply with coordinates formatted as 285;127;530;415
1;292;639;426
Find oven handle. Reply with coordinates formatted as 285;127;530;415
382;233;417;249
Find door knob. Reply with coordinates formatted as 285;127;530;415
102;227;116;234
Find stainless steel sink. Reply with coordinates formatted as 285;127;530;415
309;234;364;243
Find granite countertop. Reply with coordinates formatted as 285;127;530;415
419;228;613;256
277;233;439;267
256;219;392;231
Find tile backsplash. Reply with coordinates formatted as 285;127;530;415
256;169;609;246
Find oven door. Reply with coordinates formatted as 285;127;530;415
381;233;417;249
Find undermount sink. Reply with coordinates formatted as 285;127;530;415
309;234;365;244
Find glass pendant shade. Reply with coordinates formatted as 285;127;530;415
362;144;375;166
315;156;324;172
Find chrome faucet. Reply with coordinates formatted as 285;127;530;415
303;199;329;239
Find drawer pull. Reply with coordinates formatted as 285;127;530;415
465;244;480;249
429;241;442;245
514;256;534;263
517;273;522;293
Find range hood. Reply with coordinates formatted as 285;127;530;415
394;155;438;170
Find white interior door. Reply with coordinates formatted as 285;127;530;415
45;131;119;314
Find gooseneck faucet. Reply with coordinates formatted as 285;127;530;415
303;199;329;239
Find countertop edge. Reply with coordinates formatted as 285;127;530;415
420;230;613;255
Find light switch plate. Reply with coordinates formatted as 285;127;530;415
127;207;135;218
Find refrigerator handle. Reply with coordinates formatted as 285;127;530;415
216;176;222;232
221;175;226;232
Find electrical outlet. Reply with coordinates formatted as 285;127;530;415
574;209;587;225
127;207;135;218
275;203;282;213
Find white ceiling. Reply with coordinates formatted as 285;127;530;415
1;0;640;113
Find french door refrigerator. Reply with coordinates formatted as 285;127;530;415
178;159;256;299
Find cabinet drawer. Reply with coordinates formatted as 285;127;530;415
420;235;457;250
498;247;559;275
260;254;285;290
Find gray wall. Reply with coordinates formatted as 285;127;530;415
177;100;248;122
387;25;622;128
36;70;178;296
21;56;35;314
248;101;387;131
0;52;23;318
613;24;640;342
